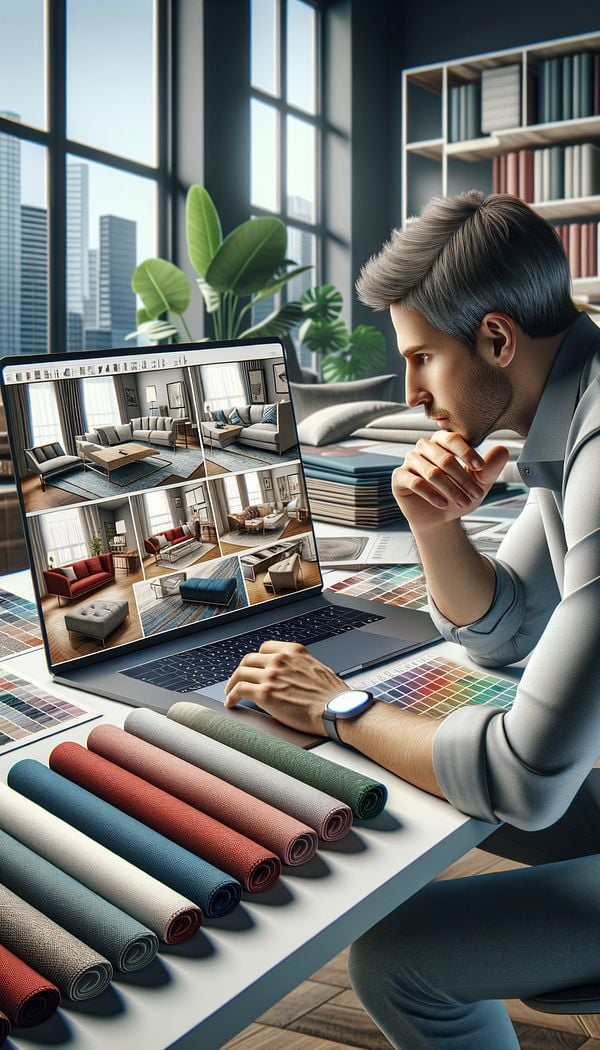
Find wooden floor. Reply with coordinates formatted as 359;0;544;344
244;557;321;604
224;847;600;1050
42;572;144;662
221;519;310;556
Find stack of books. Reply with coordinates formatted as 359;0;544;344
492;150;534;201
481;64;521;133
537;51;600;123
301;448;403;528
554;221;599;278
493;144;600;202
448;83;481;142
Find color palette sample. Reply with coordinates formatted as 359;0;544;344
327;565;428;610
353;655;516;719
0;671;96;753
0;588;42;658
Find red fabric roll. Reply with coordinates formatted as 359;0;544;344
87;723;318;866
49;741;281;893
0;943;61;1028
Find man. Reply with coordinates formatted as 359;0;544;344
226;191;600;1048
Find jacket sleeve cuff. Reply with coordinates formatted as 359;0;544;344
432;705;501;823
428;557;525;656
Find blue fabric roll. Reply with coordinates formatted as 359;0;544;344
8;760;241;918
0;829;158;972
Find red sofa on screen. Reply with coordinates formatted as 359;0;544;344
144;526;192;561
43;553;115;605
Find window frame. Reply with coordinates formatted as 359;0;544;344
0;0;173;356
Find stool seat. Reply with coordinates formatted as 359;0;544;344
64;599;129;647
179;576;238;606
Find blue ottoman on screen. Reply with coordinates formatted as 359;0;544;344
179;576;238;606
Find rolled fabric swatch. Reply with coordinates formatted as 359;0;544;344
125;708;353;842
0;944;60;1027
88;723;318;866
0;784;201;944
8;760;241;919
0;1011;8;1047
169;702;388;820
50;740;281;894
0;829;158;972
0;884;112;1001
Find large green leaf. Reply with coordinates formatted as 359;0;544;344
321;326;387;382
136;307;152;325
206;217;287;295
251;265;313;306
186;186;222;278
132;258;191;318
125;319;180;343
348;324;387;362
300;284;343;322
197;278;221;314
300;318;348;354
240;302;304;339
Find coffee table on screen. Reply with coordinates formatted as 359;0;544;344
149;572;186;599
82;443;166;486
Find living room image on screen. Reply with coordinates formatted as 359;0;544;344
3;366;206;514
207;463;311;554
133;556;249;638
240;533;321;606
130;480;221;578
27;500;145;663
190;358;299;475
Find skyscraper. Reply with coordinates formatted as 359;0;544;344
66;162;89;349
99;215;136;346
84;248;99;330
0;115;22;356
21;205;48;354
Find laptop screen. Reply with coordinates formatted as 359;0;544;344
1;339;322;671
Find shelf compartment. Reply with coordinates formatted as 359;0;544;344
405;138;444;160
533;195;600;220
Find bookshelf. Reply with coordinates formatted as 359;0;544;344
402;29;600;302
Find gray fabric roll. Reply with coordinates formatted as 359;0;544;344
0;829;158;972
124;708;353;841
0;883;112;1001
0;784;201;945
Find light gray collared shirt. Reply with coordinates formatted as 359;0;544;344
430;312;600;829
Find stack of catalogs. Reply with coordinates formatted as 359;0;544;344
301;448;402;528
481;63;521;132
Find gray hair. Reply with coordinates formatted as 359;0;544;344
356;191;578;345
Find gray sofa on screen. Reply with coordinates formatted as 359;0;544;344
25;442;81;490
76;417;178;454
202;401;297;455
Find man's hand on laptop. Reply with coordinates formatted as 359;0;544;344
224;641;344;734
392;433;510;534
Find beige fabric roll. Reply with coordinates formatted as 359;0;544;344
0;784;201;944
0;884;112;1001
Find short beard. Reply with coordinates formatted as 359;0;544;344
433;357;513;447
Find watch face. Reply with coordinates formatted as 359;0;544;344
328;690;371;715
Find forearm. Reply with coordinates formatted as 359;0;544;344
414;519;496;626
337;702;444;799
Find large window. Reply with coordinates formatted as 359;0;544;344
27;382;63;446
0;0;164;357
201;364;246;413
223;476;243;514
144;490;172;534
250;0;321;367
42;508;86;565
82;376;120;429
245;471;263;506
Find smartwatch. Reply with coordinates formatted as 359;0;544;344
322;689;374;744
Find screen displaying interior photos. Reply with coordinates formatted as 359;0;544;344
2;343;322;667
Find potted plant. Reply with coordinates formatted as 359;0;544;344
297;284;387;382
88;534;104;557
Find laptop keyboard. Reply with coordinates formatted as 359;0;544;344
121;605;384;693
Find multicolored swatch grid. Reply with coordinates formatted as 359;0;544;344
0;671;97;753
0;587;42;658
326;565;428;610
353;655;516;719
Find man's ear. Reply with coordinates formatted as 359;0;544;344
474;313;517;367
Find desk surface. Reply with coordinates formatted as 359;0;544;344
0;571;494;1050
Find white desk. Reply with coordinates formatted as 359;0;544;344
0;571;496;1050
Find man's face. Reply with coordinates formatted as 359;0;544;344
390;304;513;447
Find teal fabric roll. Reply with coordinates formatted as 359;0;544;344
168;702;388;820
8;759;241;919
0;829;158;972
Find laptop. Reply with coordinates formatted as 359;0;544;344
1;338;439;744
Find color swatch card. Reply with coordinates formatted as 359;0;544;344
326;565;429;610
0;671;97;753
0;587;42;658
350;655;517;719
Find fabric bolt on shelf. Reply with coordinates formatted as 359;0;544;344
0;883;112;1001
0;828;158;972
168;702;388;820
87;722;318;866
8;759;241;919
0;943;60;1028
0;783;201;945
49;739;280;894
124;707;353;842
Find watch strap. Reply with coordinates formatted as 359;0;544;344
322;708;342;744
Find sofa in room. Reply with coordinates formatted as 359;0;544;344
25;442;82;491
43;553;115;605
144;525;200;563
226;503;277;533
201;401;297;456
76;417;180;455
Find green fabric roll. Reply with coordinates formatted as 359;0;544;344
167;703;388;820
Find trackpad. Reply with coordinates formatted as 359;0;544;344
309;632;407;672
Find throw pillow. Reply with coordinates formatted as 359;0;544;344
261;403;278;425
182;524;191;536
289;375;399;423
211;409;228;425
156;535;168;549
96;425;120;446
85;557;103;574
115;423;133;442
229;408;245;427
57;565;77;582
297;401;400;446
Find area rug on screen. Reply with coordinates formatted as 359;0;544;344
50;450;206;499
219;524;288;548
203;443;300;473
138;563;246;636
156;543;217;570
